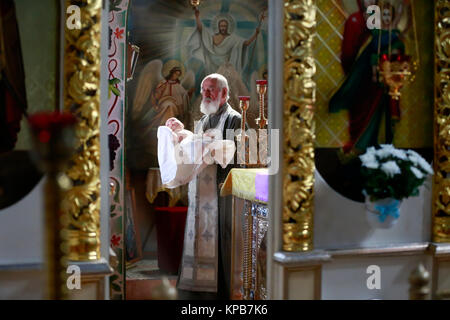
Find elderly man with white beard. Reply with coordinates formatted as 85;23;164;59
175;73;244;300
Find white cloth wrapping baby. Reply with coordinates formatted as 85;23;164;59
157;126;236;189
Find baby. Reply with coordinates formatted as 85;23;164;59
165;117;193;143
158;117;236;188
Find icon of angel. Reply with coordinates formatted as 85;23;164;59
133;59;195;128
129;59;195;169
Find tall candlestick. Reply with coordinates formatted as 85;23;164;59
238;96;250;167
255;80;267;129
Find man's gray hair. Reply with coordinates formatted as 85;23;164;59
200;73;230;101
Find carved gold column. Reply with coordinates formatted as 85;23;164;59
433;0;450;243
63;0;102;260
282;0;316;252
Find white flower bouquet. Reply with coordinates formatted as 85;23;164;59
359;144;433;202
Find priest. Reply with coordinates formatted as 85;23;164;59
175;73;243;299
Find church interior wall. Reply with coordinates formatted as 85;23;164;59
0;178;44;266
314;171;432;249
321;254;433;300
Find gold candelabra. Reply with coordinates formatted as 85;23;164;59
379;54;412;100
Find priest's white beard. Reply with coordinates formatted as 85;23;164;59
200;96;221;115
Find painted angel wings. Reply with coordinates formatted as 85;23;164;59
132;59;195;120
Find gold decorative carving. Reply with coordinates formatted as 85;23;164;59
433;0;450;243
63;0;102;260
283;0;316;252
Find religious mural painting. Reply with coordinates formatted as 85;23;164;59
124;0;268;295
128;0;267;169
314;0;433;202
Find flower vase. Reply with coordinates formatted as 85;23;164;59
365;196;401;229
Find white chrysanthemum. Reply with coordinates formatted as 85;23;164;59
364;160;379;169
408;155;420;166
417;157;433;175
407;149;421;158
407;150;421;165
391;149;408;160
376;147;394;159
360;152;377;165
381;161;401;177
410;166;424;179
407;150;433;174
375;145;406;160
366;146;376;155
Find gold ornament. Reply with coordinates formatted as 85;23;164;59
283;0;316;252
377;0;419;100
63;0;102;261
433;0;450;243
379;57;412;100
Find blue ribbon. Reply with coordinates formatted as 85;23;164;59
375;200;400;223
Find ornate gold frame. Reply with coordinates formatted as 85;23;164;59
282;0;316;252
62;0;102;261
282;0;450;251
433;0;450;243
